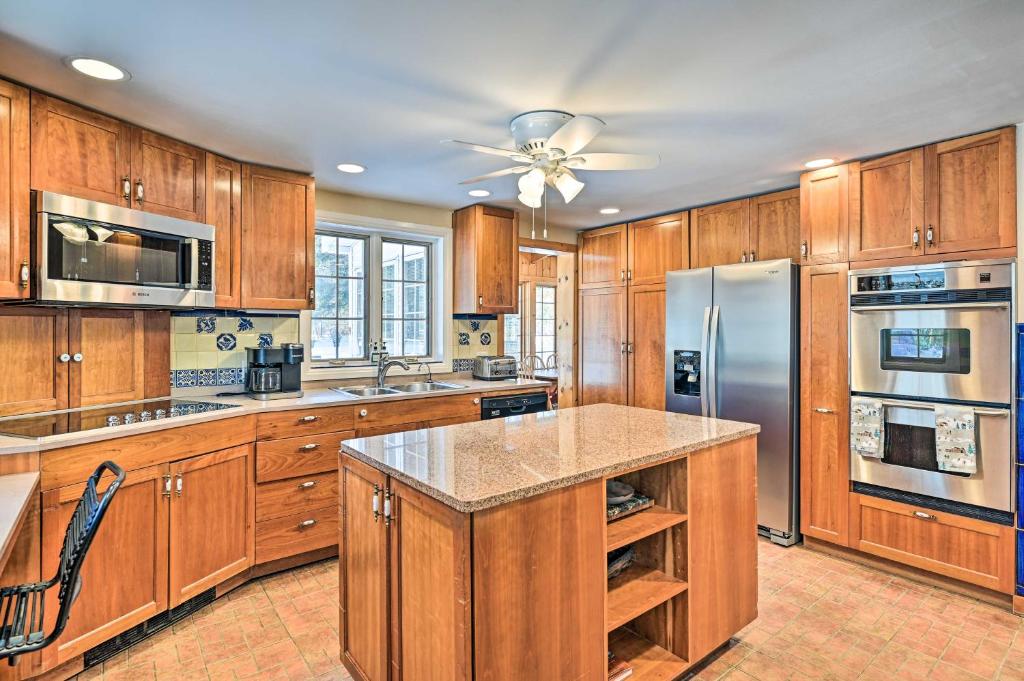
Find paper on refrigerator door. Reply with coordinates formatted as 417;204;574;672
934;404;977;474
850;397;884;459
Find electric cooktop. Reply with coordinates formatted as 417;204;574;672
0;399;240;439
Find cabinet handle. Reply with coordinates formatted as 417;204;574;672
297;480;317;489
478;295;484;307
800;241;808;258
627;343;634;354
298;519;317;528
749;250;756;262
926;225;935;247
58;353;71;363
620;342;627;355
383;490;392;526
912;510;936;521
620;269;625;282
72;353;83;362
626;269;632;280
299;415;319;423
162;474;172;498
175;473;183;497
299;443;320;451
19;261;28;289
740;251;747;263
912;227;920;248
135;179;144;203
372;484;381;522
813;407;834;414
122;176;131;201
359;409;368;417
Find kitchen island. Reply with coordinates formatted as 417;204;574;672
339;403;760;681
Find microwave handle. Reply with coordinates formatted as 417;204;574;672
183;238;200;290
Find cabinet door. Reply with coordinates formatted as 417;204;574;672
241;165;315;310
924;127;1016;254
389;479;471;681
41;464;169;667
476;206;518;313
690;199;749;268
30;92;131;206
799;165;849;264
69;309;145;407
340;455;389;681
848;150;924;262
205;153;243;308
578;224;627;289
799;263;850;545
627;213;688;285
0;79;30;299
0;308;68;416
627;285;666;410
168;444;254;607
129;128;206;221
749;189;799;262
578;287;627;405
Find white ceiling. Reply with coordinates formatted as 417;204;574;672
2;1;1024;229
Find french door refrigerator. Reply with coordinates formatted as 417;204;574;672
665;259;800;545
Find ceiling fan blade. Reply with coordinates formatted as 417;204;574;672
442;140;533;163
459;166;532;185
545;115;605;157
564;153;660;171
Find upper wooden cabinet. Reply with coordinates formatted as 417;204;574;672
206;153;243;308
129;127;205;221
0;79;30;300
627;212;689;285
453;204;518;314
800;164;849;265
690;198;750;268
848;150;924;261
0;307;68;416
749;189;800;261
578;223;627;289
69;309;146;408
241;164;315;310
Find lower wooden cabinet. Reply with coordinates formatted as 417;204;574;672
627;285;666;410
255;505;338;564
69;309;146;407
0;307;68;416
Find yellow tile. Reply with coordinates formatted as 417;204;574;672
172;352;196;370
172;334;195;352
218;350;246;368
195;334;218;352
173;316;197;334
196;352;219;370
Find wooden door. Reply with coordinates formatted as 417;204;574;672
578;224;627;289
206;154;243;308
168;444;254;606
578;287;627;405
749;188;799;262
30;92;131;206
627;285;666;410
555;252;577;407
627;213;689;285
41;464;169;667
0;79;30;299
0;308;68;416
690;199;750;268
848;150;924;262
799;263;850;545
340;455;389;681
799;165;849;264
924;127;1016;254
241;165;315;309
129;128;206;221
389;479;471;681
69;309;145;407
476;206;518;313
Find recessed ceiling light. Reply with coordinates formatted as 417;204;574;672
336;163;365;174
804;158;835;169
468;189;490;197
599;207;621;215
65;57;130;81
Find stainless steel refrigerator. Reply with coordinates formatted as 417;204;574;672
665;259;800;546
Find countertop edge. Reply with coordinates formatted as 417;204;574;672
0;472;40;575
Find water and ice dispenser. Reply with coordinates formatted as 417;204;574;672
672;350;701;396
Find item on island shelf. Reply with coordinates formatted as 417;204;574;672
850;396;883;459
934;404;978;474
606;493;654;521
607;652;633;681
607;546;635;580
606;479;635;505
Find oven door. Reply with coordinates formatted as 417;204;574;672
850;398;1013;512
850;301;1012;404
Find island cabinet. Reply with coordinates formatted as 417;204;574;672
452;204;519;314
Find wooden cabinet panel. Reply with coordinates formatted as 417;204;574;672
241;164;314;310
578;287;628;405
849;493;1014;594
578;224;627;289
848;150;923;261
427;413;480;428
799;264;850;545
69;309;145;407
628;285;666;410
690;199;749;268
627;213;688;285
799;165;849;264
452;204;518;314
355;394;481;429
255;504;337;564
924;127;1016;254
256;471;338;522
143;310;171;399
389;480;471;681
0;79;29;299
169;445;254;606
129;128;205;221
255;431;350;483
256;405;354;440
41;464;169;666
749;188;799;262
30;92;131;206
206;154;243;309
0;308;68;416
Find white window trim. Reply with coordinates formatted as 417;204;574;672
301;210;453;382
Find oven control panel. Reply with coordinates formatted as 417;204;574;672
855;271;945;292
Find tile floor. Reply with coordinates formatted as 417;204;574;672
70;541;1024;681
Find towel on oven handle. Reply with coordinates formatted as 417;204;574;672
850;396;884;459
934;404;977;474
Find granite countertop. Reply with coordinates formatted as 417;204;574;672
0;375;548;455
341;403;759;512
0;472;39;575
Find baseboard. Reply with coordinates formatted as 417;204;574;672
248;545;338;581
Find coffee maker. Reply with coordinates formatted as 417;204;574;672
246;343;304;400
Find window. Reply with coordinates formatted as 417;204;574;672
312;234;366;361
503;284;523;360
382;240;430;357
534;284;556;358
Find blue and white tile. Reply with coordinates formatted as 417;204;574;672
174;369;197;387
197;368;218;387
217;333;237;351
237;317;254;332
258;333;273;348
458;332;470;346
196;316;216;334
479;332;492;346
217;368;241;386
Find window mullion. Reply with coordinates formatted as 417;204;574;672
368;235;383;353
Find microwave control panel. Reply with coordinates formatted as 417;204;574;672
197;240;213;290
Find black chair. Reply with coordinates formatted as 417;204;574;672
0;461;125;666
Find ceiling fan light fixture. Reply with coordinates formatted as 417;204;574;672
804;158;835;169
518;168;545;194
517;192;542;209
552;170;584;203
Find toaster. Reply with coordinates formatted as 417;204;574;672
472;355;518;381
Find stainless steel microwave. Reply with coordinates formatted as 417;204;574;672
34;192;215;307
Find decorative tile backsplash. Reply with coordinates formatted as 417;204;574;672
171;311;299;388
452;319;499;361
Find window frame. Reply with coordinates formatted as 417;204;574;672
311;230;371;363
380;236;433;359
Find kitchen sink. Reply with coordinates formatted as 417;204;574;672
331;386;401;397
389;382;464;393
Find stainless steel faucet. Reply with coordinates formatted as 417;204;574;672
377;357;410;388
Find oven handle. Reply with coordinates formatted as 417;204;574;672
184;238;200;290
851;302;1009;312
875;397;1008;417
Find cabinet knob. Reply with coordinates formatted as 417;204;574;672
800;241;808;258
72;353;83;362
297;480;317;489
749;250;756;262
473;397;480;405
299;443;320;451
58;353;71;363
308;287;315;305
298;519;317;528
740;251;747;263
359;409;368;417
299;415;319;423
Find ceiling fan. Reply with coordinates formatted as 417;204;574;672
444;110;659;208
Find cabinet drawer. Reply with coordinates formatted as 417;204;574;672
849;493;1014;593
256;406;354;440
255;505;337;564
354;394;481;429
256;471;338;522
256;431;351;483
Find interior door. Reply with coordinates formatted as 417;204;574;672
578;224;627;289
848;150;924;261
578;287;627;405
69;309;146;407
0;79;30;300
130;128;206;222
690;199;749;267
628;285;667;410
627;213;688;286
749;189;799;262
0;307;68;416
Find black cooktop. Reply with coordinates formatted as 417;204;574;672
0;399;239;439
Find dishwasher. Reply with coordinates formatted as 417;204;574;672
480;393;549;420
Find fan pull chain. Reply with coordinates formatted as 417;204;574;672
531;205;536;240
543;186;548;239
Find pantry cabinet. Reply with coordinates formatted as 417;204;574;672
627;285;666;410
0;78;30;300
691;199;749;268
206;153;243;309
848;150;924;261
749;188;800;261
578;287;628;405
578;223;627;289
799;164;849;265
627;213;689;285
452;204;519;314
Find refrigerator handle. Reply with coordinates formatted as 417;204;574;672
699;306;711;417
708;305;721;418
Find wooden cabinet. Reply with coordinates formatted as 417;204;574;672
69;309;146;408
627;285;666;410
749;188;800;261
690;198;750;267
129;128;205;221
800;164;849;264
241;164;315;310
848;150;924;261
627;213;689;285
0;79;30;300
578;287;628;405
452;204;518;313
799;263;850;545
579;224;627;289
0;308;68;416
206;153;243;308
